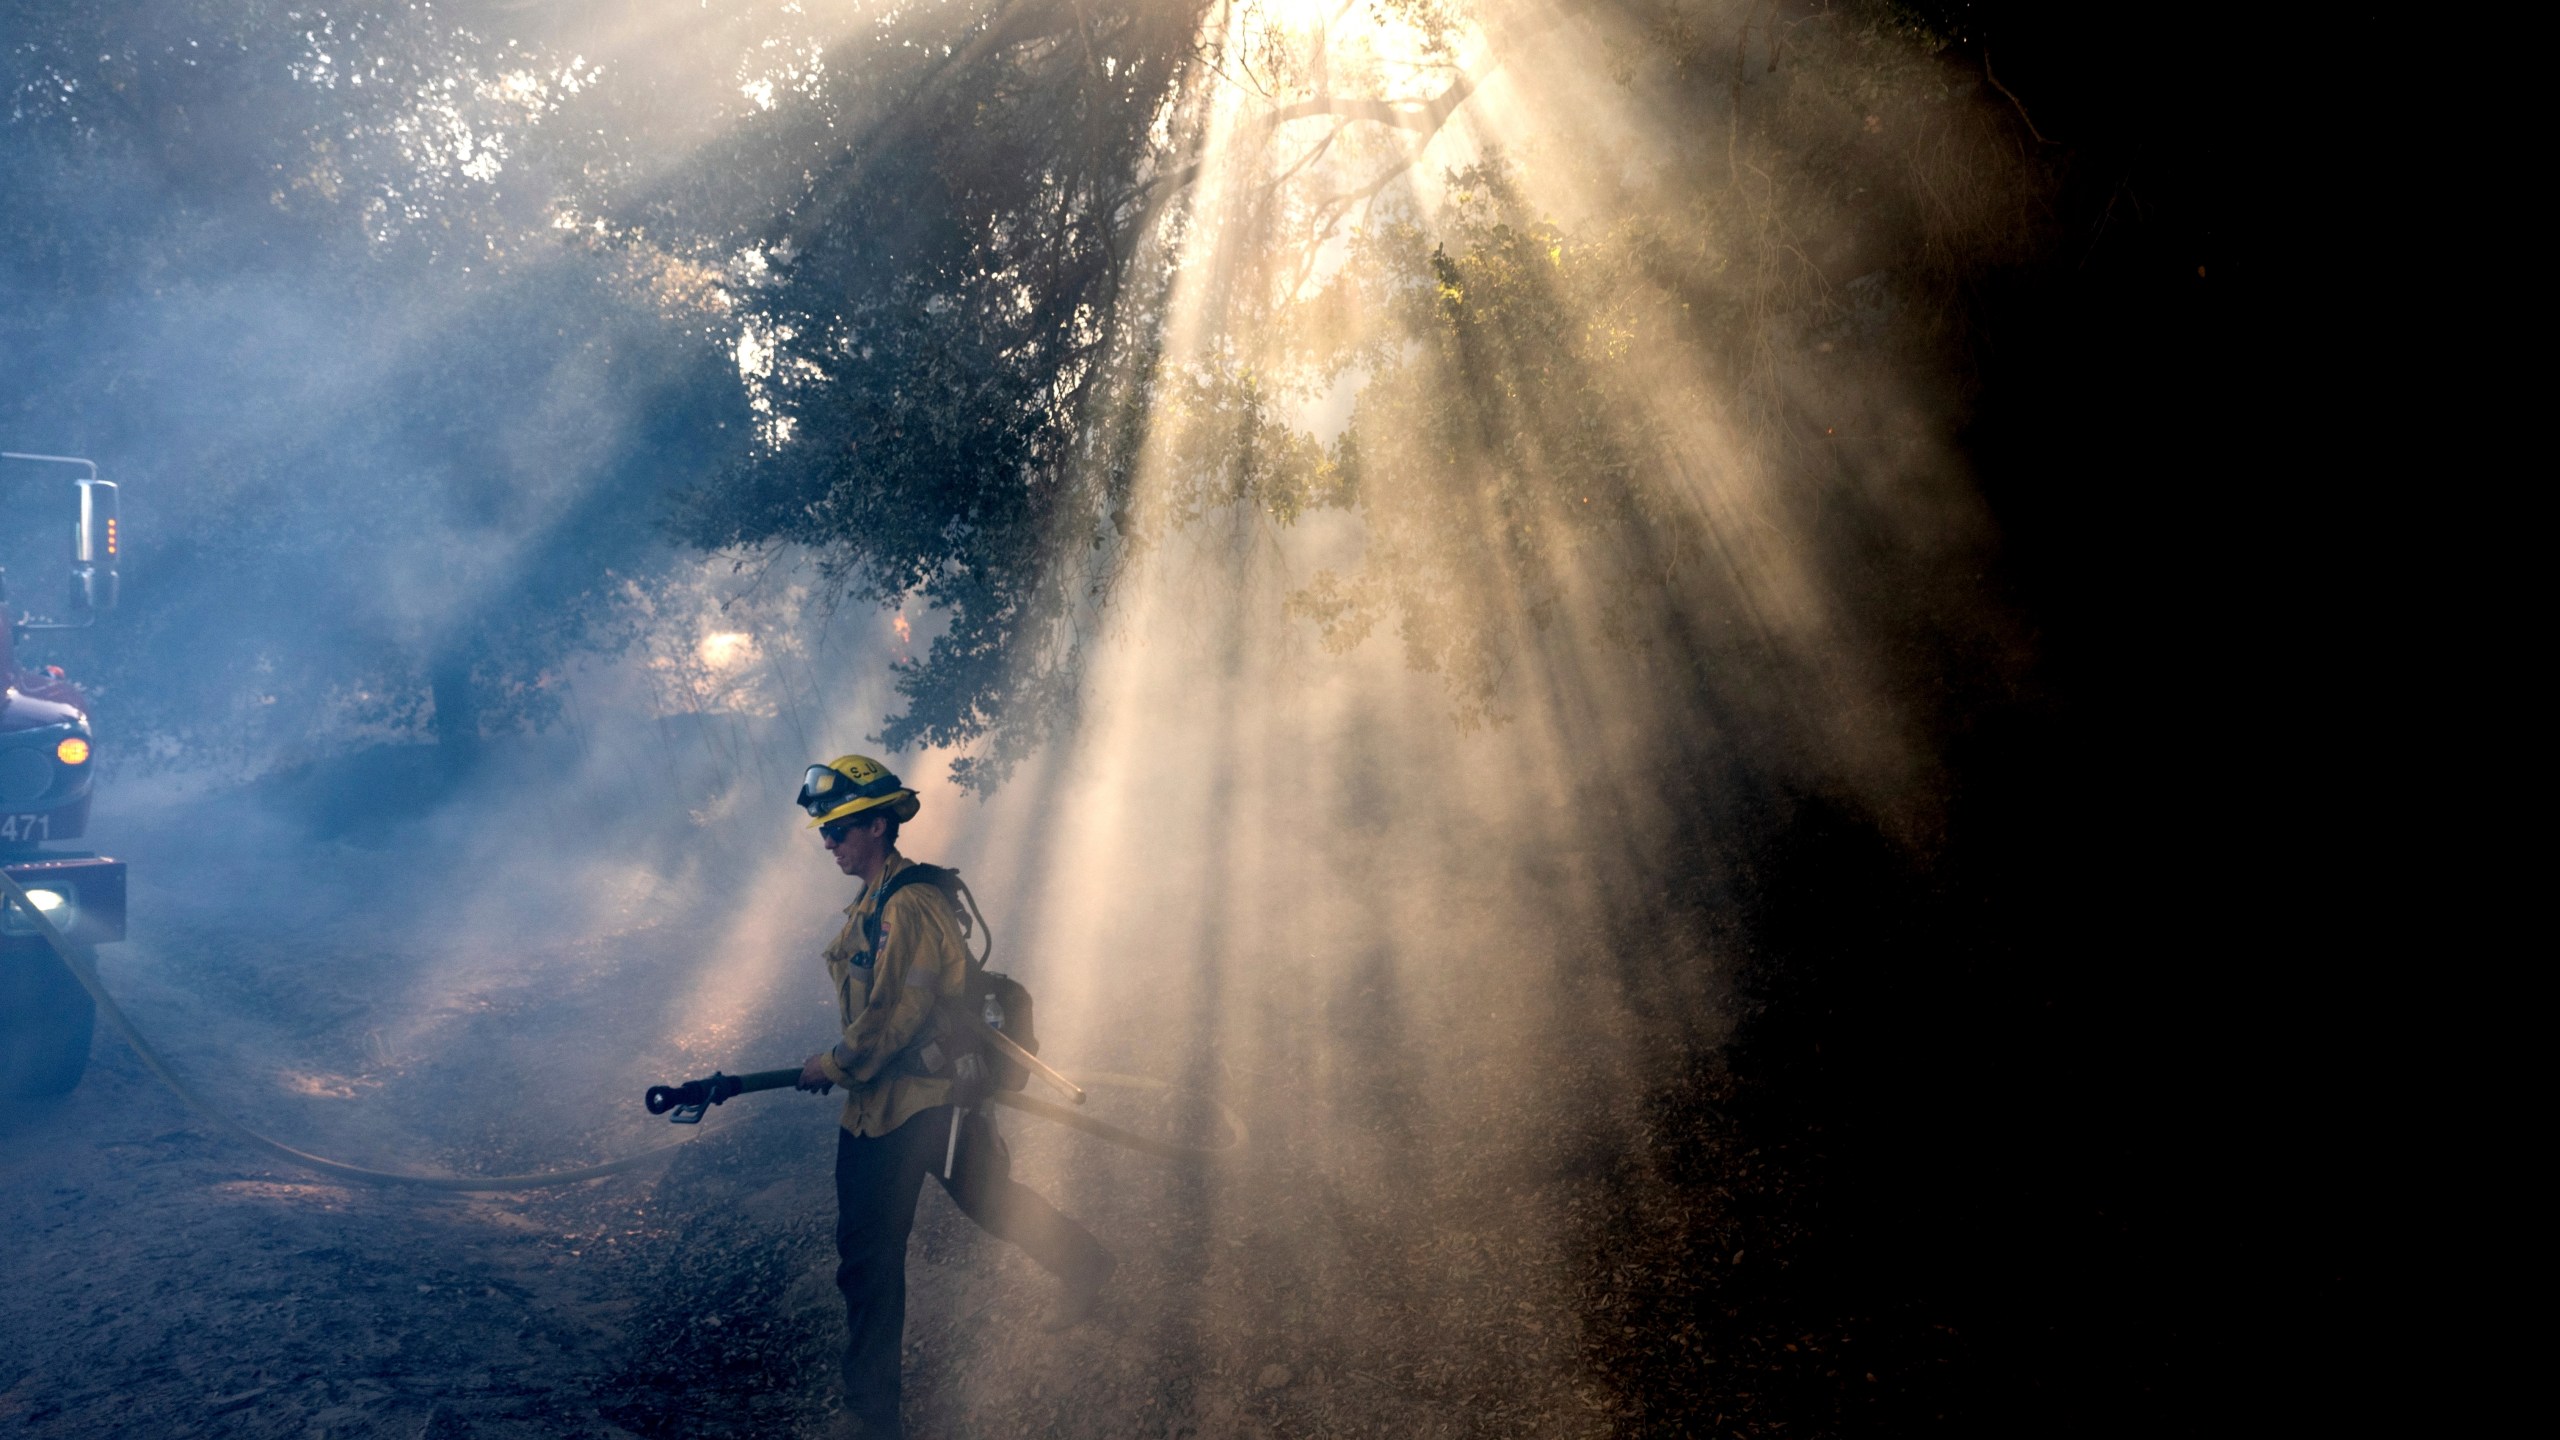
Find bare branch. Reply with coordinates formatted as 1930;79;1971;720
1136;67;1482;215
1259;76;1478;133
1983;51;2055;146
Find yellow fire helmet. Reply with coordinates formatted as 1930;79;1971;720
797;754;921;829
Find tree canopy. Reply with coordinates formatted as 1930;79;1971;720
1;0;748;766
672;0;2048;789
5;0;2082;789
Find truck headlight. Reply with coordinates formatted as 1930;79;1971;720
2;886;76;936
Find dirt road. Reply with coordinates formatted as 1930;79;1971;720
2;810;1631;1439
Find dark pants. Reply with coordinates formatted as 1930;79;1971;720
834;1105;1110;1437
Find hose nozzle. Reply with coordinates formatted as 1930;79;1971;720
643;1068;800;1124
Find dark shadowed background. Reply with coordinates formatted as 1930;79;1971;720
0;1;2311;1435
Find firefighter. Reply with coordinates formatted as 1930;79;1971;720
793;755;1115;1440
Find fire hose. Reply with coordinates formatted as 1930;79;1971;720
642;1022;1244;1164
3;871;1243;1192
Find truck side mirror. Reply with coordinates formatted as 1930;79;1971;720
70;478;118;614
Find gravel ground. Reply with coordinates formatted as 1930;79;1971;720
0;940;1642;1440
1;793;1690;1440
4;739;2027;1439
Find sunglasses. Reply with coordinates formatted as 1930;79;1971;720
819;815;878;845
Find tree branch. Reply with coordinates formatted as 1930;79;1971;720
779;0;1083;250
1983;51;2055;146
1135;66;1482;216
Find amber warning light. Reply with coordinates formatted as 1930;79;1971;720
57;738;90;766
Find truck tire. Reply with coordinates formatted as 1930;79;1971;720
1;944;96;1097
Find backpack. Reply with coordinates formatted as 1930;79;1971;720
866;863;1037;1093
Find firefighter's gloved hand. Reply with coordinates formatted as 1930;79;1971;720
950;1051;989;1109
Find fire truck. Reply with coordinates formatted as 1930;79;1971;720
0;452;126;1097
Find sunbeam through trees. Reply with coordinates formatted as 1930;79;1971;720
1;2;2250;1437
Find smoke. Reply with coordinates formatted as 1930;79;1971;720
11;0;2061;1433
0;0;882;773
865;6;2033;1415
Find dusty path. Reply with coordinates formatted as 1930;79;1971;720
2;806;1634;1439
3;1035;1616;1440
0;828;749;1440
0;1037;653;1439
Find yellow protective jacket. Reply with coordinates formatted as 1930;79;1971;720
815;853;973;1137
